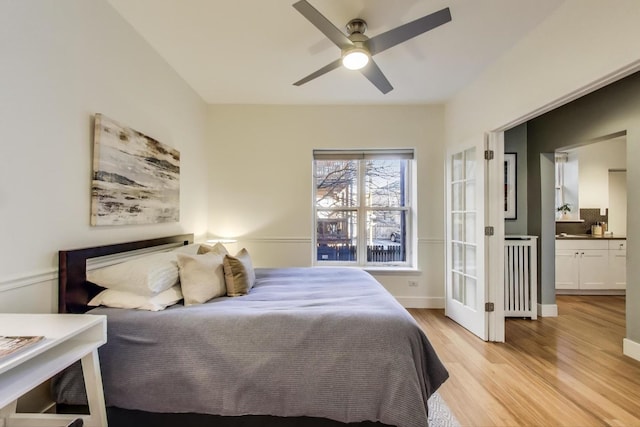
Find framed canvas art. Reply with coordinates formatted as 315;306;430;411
91;114;180;226
504;153;516;220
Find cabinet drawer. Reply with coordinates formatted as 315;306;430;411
556;239;608;250
609;240;626;251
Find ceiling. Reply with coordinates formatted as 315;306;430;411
107;0;564;105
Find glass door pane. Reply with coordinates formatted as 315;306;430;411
449;147;478;308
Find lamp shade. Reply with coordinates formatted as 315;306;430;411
342;48;369;70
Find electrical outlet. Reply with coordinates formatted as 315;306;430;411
408;280;418;287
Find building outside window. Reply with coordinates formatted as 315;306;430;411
313;149;414;267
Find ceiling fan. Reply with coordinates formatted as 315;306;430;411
292;0;452;94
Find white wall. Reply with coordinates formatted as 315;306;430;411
0;0;209;313
207;105;446;307
608;170;627;236
576;138;626;210
445;0;640;352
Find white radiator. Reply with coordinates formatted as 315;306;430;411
504;236;538;319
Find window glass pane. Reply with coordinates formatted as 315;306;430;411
465;244;476;276
366;210;406;263
452;213;463;241
465;147;476;178
465;276;476;309
315;160;358;207
465;212;475;244
452;272;463;304
465;179;475;210
365;159;407;207
452;242;463;272
452;182;464;211
452;152;463;181
316;210;357;262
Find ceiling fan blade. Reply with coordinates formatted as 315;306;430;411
293;58;343;86
293;0;354;50
359;59;393;94
366;7;452;56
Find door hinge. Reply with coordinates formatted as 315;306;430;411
485;226;494;236
485;302;495;312
484;150;494;160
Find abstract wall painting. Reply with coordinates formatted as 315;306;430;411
91;113;180;226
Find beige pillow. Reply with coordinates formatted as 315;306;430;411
223;249;255;297
197;242;229;255
176;252;226;305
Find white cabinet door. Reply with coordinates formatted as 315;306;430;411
555;249;579;289
609;240;627;289
556;239;627;291
579;249;609;289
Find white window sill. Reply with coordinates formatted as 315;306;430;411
364;267;421;275
313;265;420;274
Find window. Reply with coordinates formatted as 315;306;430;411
313;149;414;267
555;152;568;214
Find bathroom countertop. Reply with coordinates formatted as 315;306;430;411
555;233;626;240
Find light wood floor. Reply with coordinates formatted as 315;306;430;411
409;296;640;427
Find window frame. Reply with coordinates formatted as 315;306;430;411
555;152;568;215
312;150;414;268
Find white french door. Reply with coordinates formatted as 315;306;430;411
445;139;487;340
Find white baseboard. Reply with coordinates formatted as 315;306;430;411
623;338;640;362
396;296;444;309
538;303;558;317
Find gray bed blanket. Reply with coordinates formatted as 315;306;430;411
54;267;448;427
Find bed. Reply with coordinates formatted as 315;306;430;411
55;234;448;427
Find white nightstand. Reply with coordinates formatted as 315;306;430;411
0;314;107;427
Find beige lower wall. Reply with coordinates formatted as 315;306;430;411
0;274;57;314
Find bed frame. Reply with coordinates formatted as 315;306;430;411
58;234;193;313
57;234;388;427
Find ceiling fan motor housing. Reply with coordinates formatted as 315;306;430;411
342;19;370;69
346;18;367;36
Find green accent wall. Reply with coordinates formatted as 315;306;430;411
504;123;528;236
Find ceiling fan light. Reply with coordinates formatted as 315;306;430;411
342;49;369;70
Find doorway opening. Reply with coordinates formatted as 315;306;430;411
486;68;640;350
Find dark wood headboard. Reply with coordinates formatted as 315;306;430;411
58;234;193;313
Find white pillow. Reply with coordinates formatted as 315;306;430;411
176;252;226;305
87;252;179;296
88;285;183;311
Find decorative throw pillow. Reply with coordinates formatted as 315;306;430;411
197;242;229;255
176;252;227;305
86;252;179;296
88;285;183;311
223;248;256;297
